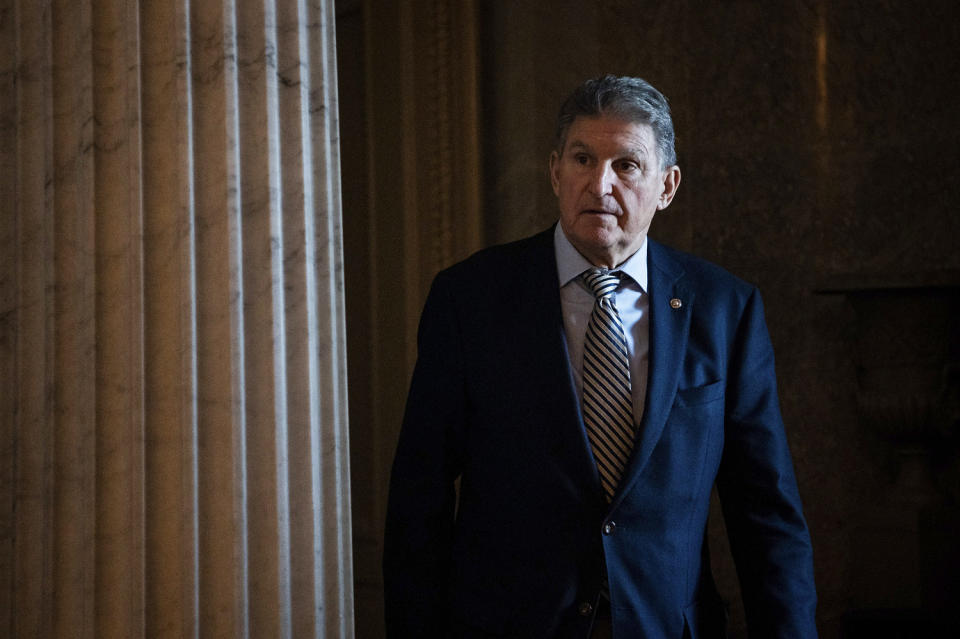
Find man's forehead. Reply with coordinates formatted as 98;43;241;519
566;137;652;152
564;133;654;159
564;116;654;149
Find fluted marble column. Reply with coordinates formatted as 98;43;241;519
0;0;353;637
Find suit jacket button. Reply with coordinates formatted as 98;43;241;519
603;521;616;535
578;602;593;616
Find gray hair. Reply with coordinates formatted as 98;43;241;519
555;75;677;169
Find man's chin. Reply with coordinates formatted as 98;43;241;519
567;236;622;267
572;216;619;238
582;227;621;248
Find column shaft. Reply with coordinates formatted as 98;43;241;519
1;1;353;637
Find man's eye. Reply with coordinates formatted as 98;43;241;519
617;161;638;172
574;154;590;165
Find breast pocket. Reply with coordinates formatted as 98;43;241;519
674;379;724;408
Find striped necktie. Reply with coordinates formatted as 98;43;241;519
581;268;635;502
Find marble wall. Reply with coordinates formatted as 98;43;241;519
1;0;353;637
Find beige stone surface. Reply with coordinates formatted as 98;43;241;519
1;0;353;637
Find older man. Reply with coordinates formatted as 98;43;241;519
384;75;817;638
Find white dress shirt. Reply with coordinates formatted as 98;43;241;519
554;223;650;426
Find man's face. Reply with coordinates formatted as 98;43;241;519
550;115;680;268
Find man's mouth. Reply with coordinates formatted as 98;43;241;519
582;208;618;216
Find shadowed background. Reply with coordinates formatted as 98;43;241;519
337;1;960;637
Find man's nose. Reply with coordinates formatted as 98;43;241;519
588;163;615;196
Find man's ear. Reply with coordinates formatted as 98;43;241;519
657;166;681;210
549;150;561;196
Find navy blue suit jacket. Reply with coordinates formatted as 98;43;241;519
384;227;817;638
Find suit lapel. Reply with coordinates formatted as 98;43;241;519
519;227;606;496
610;239;693;510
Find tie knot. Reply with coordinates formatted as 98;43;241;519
582;269;621;300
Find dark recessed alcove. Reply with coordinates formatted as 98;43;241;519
817;272;960;636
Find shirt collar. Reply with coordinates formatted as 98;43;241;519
554;223;648;292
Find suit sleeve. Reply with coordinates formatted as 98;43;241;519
383;272;466;637
716;287;818;638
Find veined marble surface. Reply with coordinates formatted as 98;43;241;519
1;1;353;637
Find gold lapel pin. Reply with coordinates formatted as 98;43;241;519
669;298;682;309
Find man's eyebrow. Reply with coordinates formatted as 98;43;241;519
567;139;650;157
624;143;651;158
